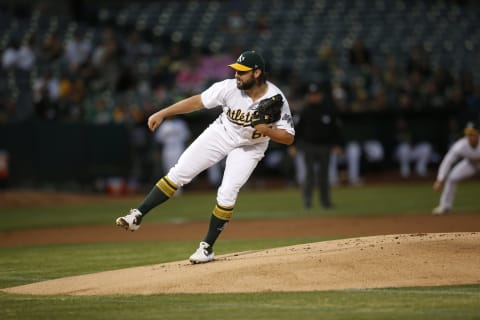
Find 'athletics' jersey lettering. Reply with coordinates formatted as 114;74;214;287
225;107;256;127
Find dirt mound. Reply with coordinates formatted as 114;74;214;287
3;232;479;295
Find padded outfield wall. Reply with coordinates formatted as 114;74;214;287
0;108;458;188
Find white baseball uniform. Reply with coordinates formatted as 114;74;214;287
395;142;433;177
166;78;295;207
155;118;191;174
436;137;480;210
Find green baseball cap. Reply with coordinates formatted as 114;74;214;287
228;50;265;72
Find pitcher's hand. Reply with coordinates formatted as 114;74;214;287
148;112;165;132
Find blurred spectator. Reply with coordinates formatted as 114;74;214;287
371;87;389;110
92;28;122;91
175;53;205;94
331;80;349;112
169;43;188;63
424;67;453;109
0;96;16;123
158;44;190;86
432;67;454;94
16;35;37;71
225;9;246;33
350;76;370;112
349;38;371;67
448;84;466;111
59;73;85;103
382;54;402;108
58;72;86;120
401;46;432;110
86;95;113;124
38;32;63;64
123;30;152;63
315;42;339;81
369;64;389;110
255;14;270;34
406;46;431;79
112;95;133;124
459;70;480;120
64;30;92;73
197;49;237;83
150;60;176;100
92;29;118;65
32;69;60;119
135;73;151;99
1;39;20;70
399;69;428;110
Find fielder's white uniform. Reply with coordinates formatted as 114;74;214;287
166;79;294;207
395;142;433;177
155;118;191;174
435;137;480;210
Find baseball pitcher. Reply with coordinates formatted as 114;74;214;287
116;50;295;263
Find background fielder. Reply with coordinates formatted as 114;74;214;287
154;116;191;178
115;50;295;263
432;120;480;214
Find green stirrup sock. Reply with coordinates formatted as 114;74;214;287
203;214;229;251
137;186;169;216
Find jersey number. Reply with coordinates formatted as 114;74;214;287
252;130;265;139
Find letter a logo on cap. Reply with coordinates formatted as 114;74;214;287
228;50;265;72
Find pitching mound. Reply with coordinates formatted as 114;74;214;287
3;232;480;295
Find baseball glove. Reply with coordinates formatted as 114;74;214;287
250;94;284;127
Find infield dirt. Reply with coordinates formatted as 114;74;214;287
3;232;480;295
1;191;479;295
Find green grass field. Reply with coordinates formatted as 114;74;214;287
1;182;479;319
1;181;479;230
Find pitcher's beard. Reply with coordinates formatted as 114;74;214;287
237;78;256;90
